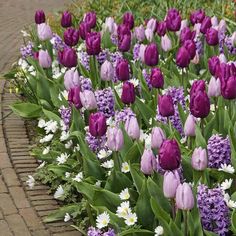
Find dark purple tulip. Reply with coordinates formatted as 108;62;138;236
35;10;45;24
190;80;206;98
158;95;175;117
183;40;196;60
116;59;130;81
118;34;131;52
208;56;220;76
64;28;79;46
117;24;131;37
68;86;82;109
150;68;164;89
85;32;101;55
206;28;219;46
79;21;91;40
121;81;135;104
159;139;181;171
166;8;181;32
144;43;159;67
217;63;236;80
180;27;196;44
89;112;107;137
58;48;77;68
176;46;190;68
157;21;167;36
61;11;72;28
84;11;96;28
220;76;236;99
200;16;212;34
190;90;210;118
123;12;134;29
190;9;205;25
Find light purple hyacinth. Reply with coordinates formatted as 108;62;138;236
115;107;136;125
225;36;236;54
207;134;231;168
78;51;90;70
51;34;67;51
20;41;34;59
133;43;141;61
194;35;203;55
95;88;115;118
218;30;225;54
86;133;107;153
96;49;109;65
111;34;118;45
87;227;116;236
109;51;123;82
80;76;92;91
59;106;71;130
197;184;230;236
142;69;152;90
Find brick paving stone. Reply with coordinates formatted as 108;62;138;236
53;232;81;236
2;168;20;186
0;152;12;169
0;193;17;215
0;176;8;193
9;186;30;209
0;209;3;219
32;229;51;236
0;220;14;236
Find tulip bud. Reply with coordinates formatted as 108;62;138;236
151;127;165;149
159;139;181;170
86;32;101;55
123;12;134;29
64;28;80;46
139;44;146;62
37;23;53;41
104;17;116;33
116;59;130;81
220;76;236;100
58;48;77;68
68;86;82;109
100;60;114;81
118;34;131;52
190;9;205;25
157;21;167;36
184;114;196;137
117;24;130;37
206;28;219;46
190;80;206;98
200;16;212;34
208;56;220;76
166;8;181;32
158;95;175;117
211;16;218;27
140;149;157;175
180;27;195;44
161;34;172;52
144;43;159;67
35;10;45;24
61;11;72;28
89;112;107;137
79;21;91;40
208;76;221;97
175;183;194;210
176;46;190;68
147;18;157;33
179;20;189;32
150;68;164;89
64;69;80;91
183;40;196;60
38;50;51;68
134;25;145;42
121;81;135;105
163;170;180;198
191;147;207;171
218;19;226;33
145;28;154;42
84;11;96;28
107;127;124;151
125;116;140;140
80;90;97;110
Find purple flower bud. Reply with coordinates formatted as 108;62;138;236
144;43;159;67
107;127;124;151
220;76;236;100
86;32;101;55
38;50;51;68
191;147;208;171
64;69;80;90
121;81;135;105
184;114;196;137
100;60;114;81
217;62;236;81
79;21;91;40
161;34;172;52
104;17;116;33
166;8;182;32
159;139;181;171
89;112;107;137
200;16;212;34
211;16;218;27
183;40;196;60
147;18;158;33
37;23;53;41
190;80;206;98
139;44;146;62
134;25;145;42
118;34;131;52
123;12;134;29
157;21;167;36
180;27;195;44
176;46;190;68
150;68;164;89
117;24;131;36
35;10;45;24
158;95;175;117
176;183;194;210
145;28;154;42
125;116;140;140
116;59;130;81
84;11;96;28
61;11;72;28
208;56;220;76
208;76;221;97
58;48;77;68
68;86;82;109
190;9;205;25
140;149;157;175
80;90;97;110
63;28;79;46
151;127;165;149
163;170;180;198
206;28;219;46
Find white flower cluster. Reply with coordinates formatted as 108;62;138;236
220;178;236;209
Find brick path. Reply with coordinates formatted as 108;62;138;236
0;1;80;235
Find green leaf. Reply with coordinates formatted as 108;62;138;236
10;102;42;118
43;109;61;122
130;164;144;193
119;228;153;236
195;125;206;148
231;210;236;233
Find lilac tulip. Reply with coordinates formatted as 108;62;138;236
38;50;51;68
208;77;221;97
161;34;172;52
191;147;208;171
107;127;124;151
64;69;80;91
134;25;145;42
176;183;194;210
80;90;97;110
140;149;157;175
37;23;53;41
163;170;180;198
125;116;140;140
151;127;165;149
184;114;196;137
100;60;114;81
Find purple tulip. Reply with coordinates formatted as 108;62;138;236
208;76;221;97
89;112;107;137
64;28;80;46
220;76;236;100
146;18;158;33
38;50;51;68
58;48;77;68
140;149;157;175
35;10;45;24
125;116;140;140
183;40;196;60
166;8;181;32
200;16;212;34
84;11;96;28
64;69;80;90
176;183;194;210
134;25;145;42
145;28;154;42
176;46;190;68
61;11;72;28
163;170;180;198
159;139;181;171
121;81;135;105
118;34;131;52
37;23;53;41
151;127;166;149
206;28;219;46
184;114;196;137
68;86;82;109
116;59;130;81
80;90;97;110
208;56;220;76
157;21;167;36
86;32;101;55
117;24;131;37
190;80;206;98
180;27;196;44
158;95;175;117
190;9;205;25
100;60;114;81
161;34;172;52
144;43;159;67
150;68;164;89
107;127;124;151
191;147;208;171
123;12;134;29
217;62;236;80
79;21;91;40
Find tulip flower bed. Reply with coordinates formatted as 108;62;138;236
5;6;236;236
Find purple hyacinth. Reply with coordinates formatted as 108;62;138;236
20;41;34;59
80;76;92;91
115;107;136;125
51;34;67;51
86;133;107;153
59;106;71;130
87;227;116;236
133;43;141;61
197;184;230;236
111;34;118;45
95;88;115;118
225;36;236;55
194;35;203;55
142;69;152;90
218;30;226;54
96;49;109;65
103;229;116;236
207;134;231;168
78;51;90;70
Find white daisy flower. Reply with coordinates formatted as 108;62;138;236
73;172;83;182
116;201;131;219
38;119;46;128
97;149;112;159
119;188;130;200
26;175;35;189
155;226;164;236
121;162;130;173
60;131;70;141
54;185;64;199
226;199;236;209
101;160;114;169
57;153;70;165
39;134;54;143
218;164;235;174
221;179;233;190
96;212;110;229
124;212;137;226
64;213;71;222
65;140;73;149
42;146;50;155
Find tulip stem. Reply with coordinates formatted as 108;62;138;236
183;210;188;236
200;119;204;135
86;201;95;226
171;199;176;219
113;151;121;171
